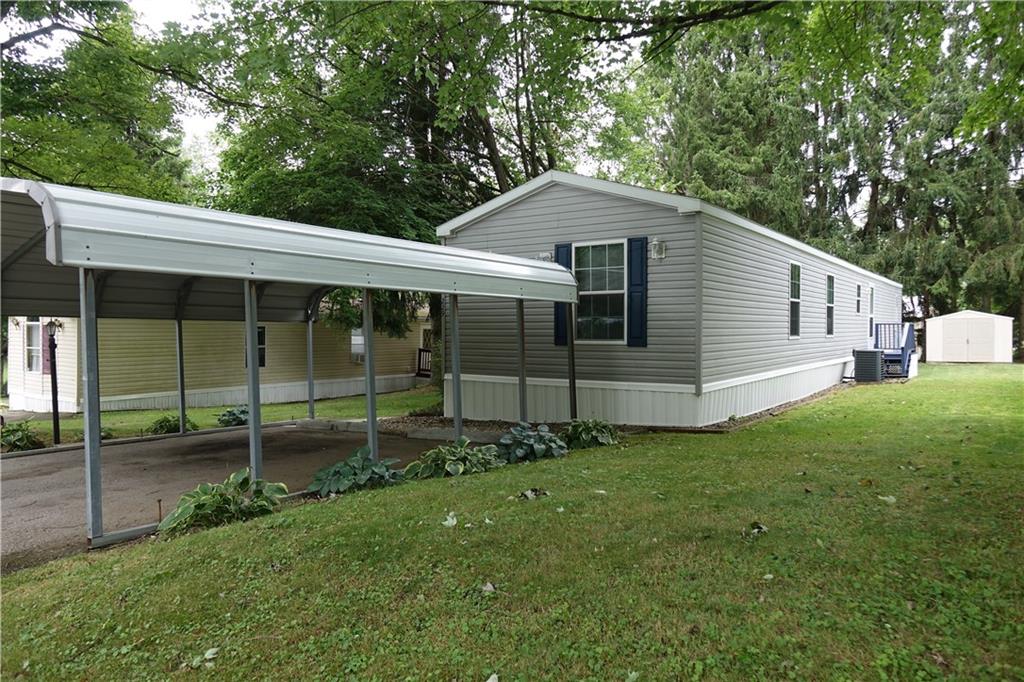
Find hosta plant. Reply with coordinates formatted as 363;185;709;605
560;419;619;450
307;445;403;497
147;414;198;435
158;467;287;535
217;405;249;427
1;421;45;452
405;436;505;479
497;422;568;464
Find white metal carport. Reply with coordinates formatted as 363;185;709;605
1;178;578;547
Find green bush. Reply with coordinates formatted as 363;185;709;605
1;421;45;452
405;436;505;479
498;422;568;464
146;414;198;435
157;467;288;535
217;405;249;427
408;400;444;417
560;419;619;450
307;445;403;497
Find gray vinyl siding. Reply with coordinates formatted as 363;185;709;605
700;214;902;384
444;183;697;384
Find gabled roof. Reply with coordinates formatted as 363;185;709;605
1;178;577;321
928;310;1014;321
437;170;901;288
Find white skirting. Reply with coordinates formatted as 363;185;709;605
444;357;853;427
8;374;418;413
7;394;79;413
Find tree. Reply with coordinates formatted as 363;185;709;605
1;1;189;199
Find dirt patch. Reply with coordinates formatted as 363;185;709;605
0;425;443;573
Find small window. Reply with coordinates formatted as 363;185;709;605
868;286;875;337
420;328;433;349
351;327;365;363
855;284;862;314
826;274;835;336
574;241;626;342
25;316;42;372
245;325;267;367
789;263;801;338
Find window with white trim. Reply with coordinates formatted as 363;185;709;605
856;284;862;314
826;274;835;336
574;241;626;342
868;286;875;337
25;316;42;372
789;263;801;338
244;325;267;367
351;327;365;363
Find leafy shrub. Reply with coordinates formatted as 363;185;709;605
307;445;403;497
560;419;619;450
1;421;45;452
405;436;505;479
217;405;249;427
147;414;198;435
157;467;287;535
497;422;568;464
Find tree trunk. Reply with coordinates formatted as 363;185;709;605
474;108;511;192
429;293;445;389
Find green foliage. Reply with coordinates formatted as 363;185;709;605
404;436;505;479
157;467;288;535
498;422;568;464
146;414;198;435
216;406;249;427
1;421;44;452
1;1;190;199
560;419;619;450
307;446;403;497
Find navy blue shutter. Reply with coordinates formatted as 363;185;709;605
553;243;572;346
626;237;648;347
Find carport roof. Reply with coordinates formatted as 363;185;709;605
1;178;577;321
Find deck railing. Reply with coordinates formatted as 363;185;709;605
416;347;432;378
875;322;915;376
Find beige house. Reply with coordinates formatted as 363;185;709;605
6;316;430;413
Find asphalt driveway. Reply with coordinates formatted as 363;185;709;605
0;425;441;572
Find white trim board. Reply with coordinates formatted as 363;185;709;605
436;170;901;289
447;356;854;396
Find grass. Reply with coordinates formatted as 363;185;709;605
3;364;1022;679
9;384;441;446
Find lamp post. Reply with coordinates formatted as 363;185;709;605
46;320;60;445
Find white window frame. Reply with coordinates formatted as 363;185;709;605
573;238;628;345
351;327;365;363
788;261;802;339
244;324;267;368
855;283;863;315
25;316;42;373
825;273;835;337
868;286;875;338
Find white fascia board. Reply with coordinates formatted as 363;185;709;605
693;204;902;289
435;170;700;237
5;179;577;303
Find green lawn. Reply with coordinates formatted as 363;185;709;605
12;385;441;446
3;364;1022;679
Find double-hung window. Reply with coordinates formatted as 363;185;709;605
574;241;626;342
868;286;875;338
244;325;267;367
351;327;365;363
25;316;42;372
789;263;801;338
856;284;862;314
825;274;835;336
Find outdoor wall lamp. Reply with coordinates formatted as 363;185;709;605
649;237;667;260
45;319;62;444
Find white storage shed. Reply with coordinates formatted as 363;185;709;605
925;310;1014;363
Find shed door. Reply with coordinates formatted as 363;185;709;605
942;318;970;362
969;318;994;362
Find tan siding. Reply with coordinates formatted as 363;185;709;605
91;319;420;397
